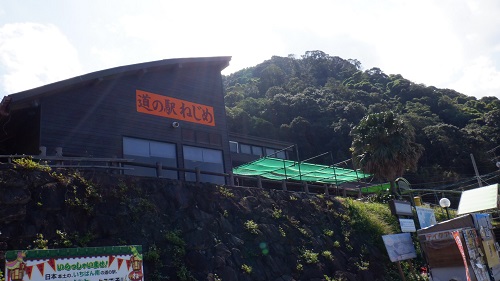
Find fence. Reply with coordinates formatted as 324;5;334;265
0;154;367;197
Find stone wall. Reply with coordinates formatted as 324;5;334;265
0;167;392;281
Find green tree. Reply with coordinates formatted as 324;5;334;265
350;111;423;197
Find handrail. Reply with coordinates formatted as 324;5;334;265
0;155;364;198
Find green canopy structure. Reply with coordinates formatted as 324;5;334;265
232;157;372;185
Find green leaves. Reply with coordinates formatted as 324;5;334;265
350;111;423;190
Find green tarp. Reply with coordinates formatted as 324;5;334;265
232;157;371;185
360;182;390;193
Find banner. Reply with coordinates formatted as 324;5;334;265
452;230;471;281
5;246;143;281
136;89;215;126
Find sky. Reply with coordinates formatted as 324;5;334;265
1;0;500;99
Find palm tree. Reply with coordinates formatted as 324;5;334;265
350;111;423;198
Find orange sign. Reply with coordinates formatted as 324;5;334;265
136;90;215;126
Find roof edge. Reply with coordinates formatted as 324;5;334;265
8;56;232;104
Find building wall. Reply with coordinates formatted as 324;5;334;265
38;63;231;179
229;133;294;167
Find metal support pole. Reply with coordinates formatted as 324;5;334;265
156;162;162;178
195;167;201;185
470;153;483;187
229;172;235;187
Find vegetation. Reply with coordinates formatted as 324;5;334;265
223;50;500;186
244;220;259;234
1;167;418;280
217;185;235;198
350;111;423;196
301;249;319;264
241;264;253;274
13;157;51;172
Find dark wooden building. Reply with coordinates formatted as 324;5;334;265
228;132;293;168
0;57;231;184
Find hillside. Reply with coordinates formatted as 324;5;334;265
223;50;500;187
0;162;417;281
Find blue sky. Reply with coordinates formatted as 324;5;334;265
1;0;500;99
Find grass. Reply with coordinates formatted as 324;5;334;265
241;264;252;274
323;229;334;237
244;220;259;234
272;207;283;219
322;250;334;261
13;157;51;172
279;226;286;237
301;249;319;264
339;198;398;244
217;186;235;198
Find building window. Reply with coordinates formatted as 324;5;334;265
251;145;263;156
229;141;238;153
240;144;251;154
276;150;286;159
265;148;286;159
183;145;224;184
123;137;178;179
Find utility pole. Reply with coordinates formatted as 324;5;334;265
470;153;483;187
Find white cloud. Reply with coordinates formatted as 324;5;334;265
1;0;499;99
448;56;500;98
0;23;82;96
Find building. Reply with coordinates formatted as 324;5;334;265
229;132;293;168
0;57;232;184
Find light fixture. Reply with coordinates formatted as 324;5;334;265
439;198;451;220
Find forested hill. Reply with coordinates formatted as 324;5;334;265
222;50;500;187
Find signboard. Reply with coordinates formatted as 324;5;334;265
382;233;417;262
457;184;498;215
5;245;143;281
423;230;454;242
399;218;416;232
136;89;215;126
415;206;437;229
389;200;413;216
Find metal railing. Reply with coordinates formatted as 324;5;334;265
0;154;366;197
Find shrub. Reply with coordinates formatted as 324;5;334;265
322;250;334;261
323;229;334;237
279;226;286;237
272;207;283;219
217;186;235;198
241;264;252;274
13;157;51;172
302;249;319;264
244;220;259;234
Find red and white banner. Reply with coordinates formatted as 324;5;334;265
452;230;471;281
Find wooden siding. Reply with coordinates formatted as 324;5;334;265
38;64;231;175
0;107;41;155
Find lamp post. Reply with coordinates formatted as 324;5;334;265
439;198;451;220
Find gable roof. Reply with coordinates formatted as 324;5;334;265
3;56;231;111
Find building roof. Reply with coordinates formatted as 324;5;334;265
2;56;231;111
233;157;371;185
